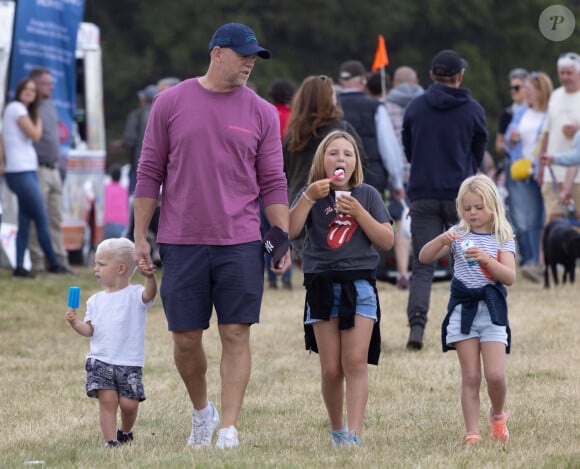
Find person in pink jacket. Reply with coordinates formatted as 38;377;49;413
103;165;129;239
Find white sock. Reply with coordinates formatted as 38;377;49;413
193;402;212;419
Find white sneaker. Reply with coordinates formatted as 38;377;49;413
215;425;239;449
187;402;219;447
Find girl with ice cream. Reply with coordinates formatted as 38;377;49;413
289;130;394;446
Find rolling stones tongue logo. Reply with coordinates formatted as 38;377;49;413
327;214;359;248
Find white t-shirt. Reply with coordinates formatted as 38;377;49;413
1;101;38;173
542;87;580;182
518;109;545;161
85;284;154;367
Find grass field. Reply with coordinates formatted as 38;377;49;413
1;265;579;468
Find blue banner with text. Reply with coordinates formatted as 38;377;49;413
8;0;85;148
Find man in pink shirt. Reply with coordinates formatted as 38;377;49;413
133;23;291;449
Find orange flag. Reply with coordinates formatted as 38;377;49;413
372;34;389;71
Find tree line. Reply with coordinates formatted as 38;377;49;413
84;0;580;165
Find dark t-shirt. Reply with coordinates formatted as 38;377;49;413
293;184;391;273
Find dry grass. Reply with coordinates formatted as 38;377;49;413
1;266;579;468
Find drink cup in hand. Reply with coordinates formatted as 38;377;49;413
335;190;351;199
335;190;351;214
461;240;478;267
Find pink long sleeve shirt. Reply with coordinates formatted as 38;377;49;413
135;78;288;245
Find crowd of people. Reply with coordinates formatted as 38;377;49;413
0;71;181;278
3;19;578;452
278;51;580;350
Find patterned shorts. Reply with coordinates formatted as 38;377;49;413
85;358;146;401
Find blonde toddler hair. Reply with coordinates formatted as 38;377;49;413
95;238;137;278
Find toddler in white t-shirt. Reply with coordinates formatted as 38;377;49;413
66;238;157;447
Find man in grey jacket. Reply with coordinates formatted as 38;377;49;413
28;67;72;273
385;66;424;289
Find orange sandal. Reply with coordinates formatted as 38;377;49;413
489;409;510;442
464;433;482;445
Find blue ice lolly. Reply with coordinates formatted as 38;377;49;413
67;286;81;308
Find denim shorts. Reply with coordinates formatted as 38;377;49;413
159;242;264;331
446;302;508;347
85;358;146;401
305;279;377;324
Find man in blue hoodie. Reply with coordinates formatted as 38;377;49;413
402;50;488;350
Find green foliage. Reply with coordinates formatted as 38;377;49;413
84;0;580;164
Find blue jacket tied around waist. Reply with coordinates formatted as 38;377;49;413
442;277;511;353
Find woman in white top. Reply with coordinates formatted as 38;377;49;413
505;71;553;282
2;77;64;278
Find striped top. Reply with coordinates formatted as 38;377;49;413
451;227;516;288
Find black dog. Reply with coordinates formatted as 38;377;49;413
542;219;580;288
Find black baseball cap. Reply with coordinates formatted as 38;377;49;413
430;50;468;77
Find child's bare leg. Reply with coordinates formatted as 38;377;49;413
97;390;120;442
481;342;507;415
395;225;410;279
313;319;345;430
341;315;373;435
119;397;139;433
455;338;482;435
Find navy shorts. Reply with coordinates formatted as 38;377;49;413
85;358;146;401
159;242;264;331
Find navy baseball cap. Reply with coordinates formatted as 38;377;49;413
209;23;271;59
430;49;468;77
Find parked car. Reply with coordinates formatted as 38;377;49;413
376;248;453;284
